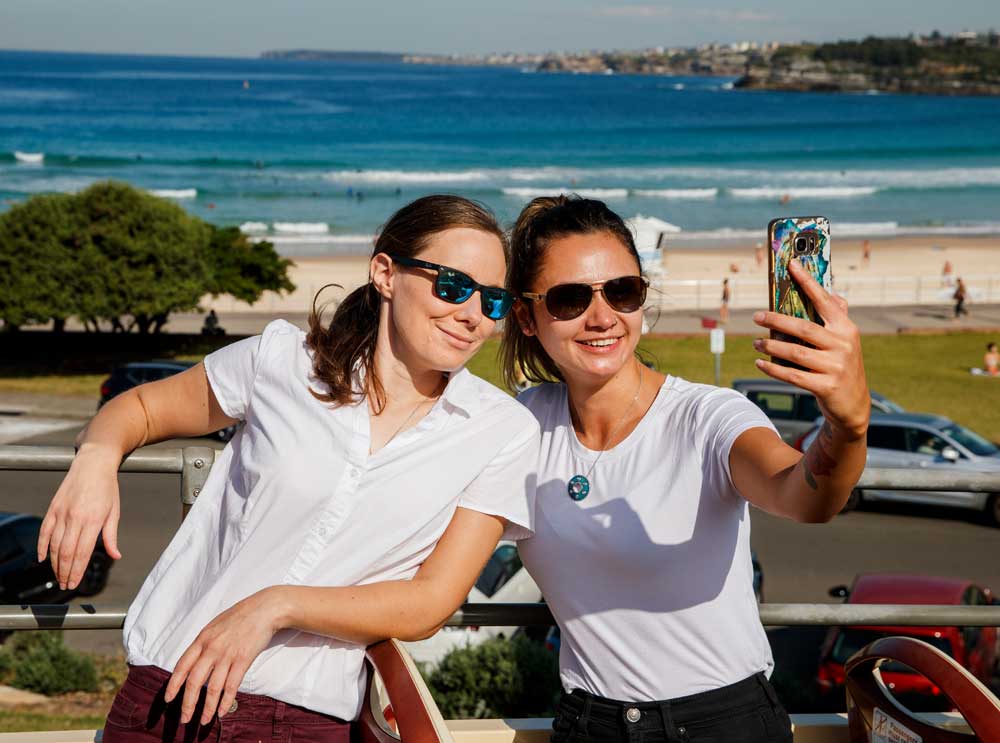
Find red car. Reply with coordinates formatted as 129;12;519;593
816;574;999;709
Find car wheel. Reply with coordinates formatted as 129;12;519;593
841;489;862;514
75;554;111;597
985;494;1000;528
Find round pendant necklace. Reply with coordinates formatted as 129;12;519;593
567;365;644;502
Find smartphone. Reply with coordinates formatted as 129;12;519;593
767;216;832;368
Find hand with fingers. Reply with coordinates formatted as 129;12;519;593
165;588;285;726
37;449;123;591
752;258;870;439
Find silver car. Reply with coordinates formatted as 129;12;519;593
732;378;904;445
803;412;1000;526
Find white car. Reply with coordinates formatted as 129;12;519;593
403;541;542;668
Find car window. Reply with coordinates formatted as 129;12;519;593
831;629;953;667
939;423;999;457
0;531;21;561
904;429;951;457
797;394;822;422
747;392;796;420
10;519;39;553
867;425;907;451
474;545;523;598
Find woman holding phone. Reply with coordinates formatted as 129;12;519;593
503;196;869;743
39;195;539;743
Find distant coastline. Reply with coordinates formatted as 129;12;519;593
265;31;1000;96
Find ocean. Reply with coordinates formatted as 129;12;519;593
3;49;1000;256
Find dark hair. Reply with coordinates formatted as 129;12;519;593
307;194;507;412
988;342;998;351
501;195;642;389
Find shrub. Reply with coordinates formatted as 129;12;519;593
0;632;98;695
425;636;561;719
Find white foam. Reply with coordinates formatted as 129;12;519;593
151;188;197;199
633;188;718;199
13;151;44;164
323;170;489;184
239;221;270;234
272;222;330;234
834;221;900;236
729;186;879;199
501;187;628;199
263;233;373;245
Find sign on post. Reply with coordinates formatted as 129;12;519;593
710;328;725;386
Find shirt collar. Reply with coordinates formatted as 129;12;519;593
440;367;481;416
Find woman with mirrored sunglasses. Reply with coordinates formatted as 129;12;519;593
39;195;538;743
501;195;870;743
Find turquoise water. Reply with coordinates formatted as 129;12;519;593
3;50;1000;254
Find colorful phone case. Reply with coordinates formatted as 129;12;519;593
768;216;832;366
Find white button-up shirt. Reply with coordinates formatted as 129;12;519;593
123;320;538;720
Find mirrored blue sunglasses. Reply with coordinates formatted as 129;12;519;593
389;255;514;320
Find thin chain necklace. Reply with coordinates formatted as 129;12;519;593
371;375;445;454
567;365;644;502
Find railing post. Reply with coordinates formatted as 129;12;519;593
181;447;216;520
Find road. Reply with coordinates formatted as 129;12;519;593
2;422;999;709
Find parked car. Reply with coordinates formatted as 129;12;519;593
99;361;237;442
816;574;999;709
732;378;903;446
406;542;765;666
0;512;113;604
802;412;1000;525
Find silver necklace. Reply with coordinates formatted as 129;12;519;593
567;365;644;501
372;376;445;454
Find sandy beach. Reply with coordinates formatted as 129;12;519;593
208;235;1000;315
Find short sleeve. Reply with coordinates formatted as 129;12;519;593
203;320;299;420
458;414;540;541
700;389;780;497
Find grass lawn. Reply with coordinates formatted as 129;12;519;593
469;332;1000;443
0;711;104;733
2;331;997;442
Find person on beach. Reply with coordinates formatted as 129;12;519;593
941;260;954;287
861;239;871;267
954;277;969;319
502;196;869;743
985;342;999;376
720;278;731;324
38;195;538;743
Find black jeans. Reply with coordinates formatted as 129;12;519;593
551;673;793;743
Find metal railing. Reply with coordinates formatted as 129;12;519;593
2;444;1000;633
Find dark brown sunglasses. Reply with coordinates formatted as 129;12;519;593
521;275;649;321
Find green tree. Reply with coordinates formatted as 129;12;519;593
0;193;81;332
204;226;295;305
0;181;294;333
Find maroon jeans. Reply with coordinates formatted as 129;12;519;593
103;665;353;743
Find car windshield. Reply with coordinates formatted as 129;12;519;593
939;423;999;457
831;629;953;670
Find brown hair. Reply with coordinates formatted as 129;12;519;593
501;195;642;389
307;194;507;411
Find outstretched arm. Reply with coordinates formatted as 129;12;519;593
731;259;869;523
165;507;505;725
37;363;238;590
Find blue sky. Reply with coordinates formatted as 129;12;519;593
1;0;997;57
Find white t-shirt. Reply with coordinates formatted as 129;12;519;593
517;376;777;702
123;319;538;720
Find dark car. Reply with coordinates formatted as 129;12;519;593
0;512;113;603
99;361;237;442
732;378;904;446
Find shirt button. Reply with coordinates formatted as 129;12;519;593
350;467;360;478
625;708;641;723
317;527;327;538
